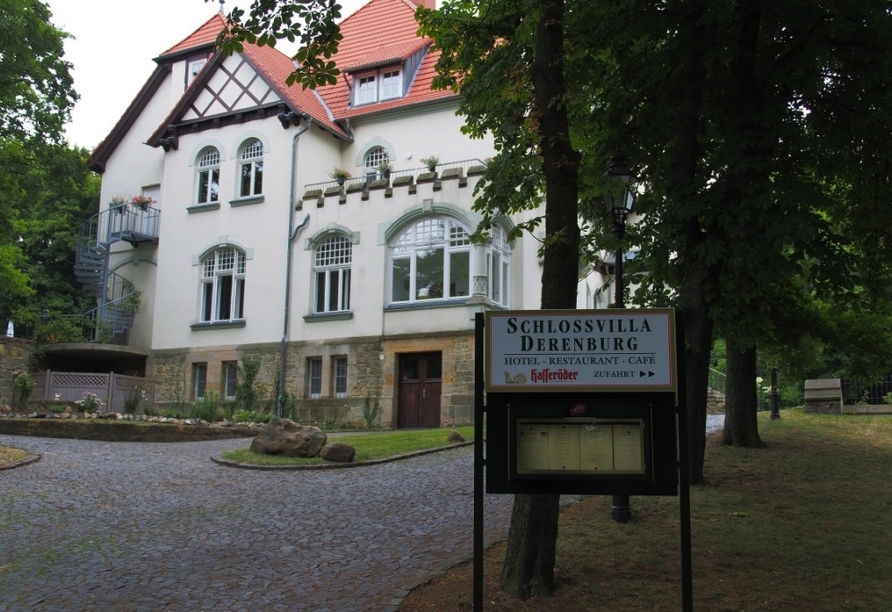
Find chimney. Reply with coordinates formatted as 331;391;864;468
415;0;436;9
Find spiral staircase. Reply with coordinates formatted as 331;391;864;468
73;204;160;343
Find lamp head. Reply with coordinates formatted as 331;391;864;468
603;153;637;214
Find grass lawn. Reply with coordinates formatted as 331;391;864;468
220;425;475;466
0;444;30;467
400;409;892;611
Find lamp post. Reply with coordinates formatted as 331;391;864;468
604;153;637;523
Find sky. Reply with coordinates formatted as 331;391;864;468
46;0;366;150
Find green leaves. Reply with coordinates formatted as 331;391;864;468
212;0;344;90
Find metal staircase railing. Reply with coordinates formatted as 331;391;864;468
69;205;159;344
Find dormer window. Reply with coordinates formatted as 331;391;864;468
187;58;207;85
353;67;403;105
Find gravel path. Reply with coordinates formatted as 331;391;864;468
2;416;726;611
0;435;513;611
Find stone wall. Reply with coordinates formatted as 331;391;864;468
148;331;477;428
0;337;35;408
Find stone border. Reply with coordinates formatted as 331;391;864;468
210;440;474;471
0;452;42;471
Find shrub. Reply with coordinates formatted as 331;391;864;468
49;404;67;413
235;357;261;412
13;373;36;411
123;391;142;414
76;392;105;414
363;394;380;429
190;392;221;422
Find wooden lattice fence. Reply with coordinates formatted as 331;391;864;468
30;371;155;413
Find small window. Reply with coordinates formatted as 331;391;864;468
239;139;264;197
307;358;322;398
357;74;377;104
193;363;207;400
196;147;220;204
364;146;390;176
223;361;238;401
188;58;207;84
333;356;348;398
381;70;401;99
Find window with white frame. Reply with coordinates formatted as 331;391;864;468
314;235;352;313
364;147;390;174
354;68;402;105
381;70;401;99
223;361;238;401
356;74;377;104
333;356;348;398
390;217;471;303
196;147;220;204
238;139;264;197
487;225;511;307
307;357;322;398
193;363;207;400
188;58;207;85
200;248;246;323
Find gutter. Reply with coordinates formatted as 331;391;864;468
277;114;313;417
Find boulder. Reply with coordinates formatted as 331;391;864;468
447;429;466;443
250;417;327;457
320;442;357;463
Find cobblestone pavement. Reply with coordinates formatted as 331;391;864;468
0;435;515;611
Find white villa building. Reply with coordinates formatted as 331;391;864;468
59;0;553;427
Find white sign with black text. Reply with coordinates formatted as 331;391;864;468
486;309;676;392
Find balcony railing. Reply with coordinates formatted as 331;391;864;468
304;158;487;193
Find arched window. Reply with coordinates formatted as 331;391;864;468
239;138;264;197
364;146;390;176
200;247;246;322
196;147;220;204
390;217;471;303
314;235;352;313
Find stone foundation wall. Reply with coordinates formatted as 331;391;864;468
148;332;477;428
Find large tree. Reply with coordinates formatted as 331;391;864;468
0;0;75;142
0;0;77;325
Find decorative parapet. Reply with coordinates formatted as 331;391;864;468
303;159;485;208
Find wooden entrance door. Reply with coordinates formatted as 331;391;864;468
397;352;442;428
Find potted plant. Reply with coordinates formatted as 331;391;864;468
109;195;127;214
330;167;352;186
377;161;394;179
130;195;155;211
420;155;439;172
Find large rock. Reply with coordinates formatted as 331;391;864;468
250;417;327;457
320;442;356;463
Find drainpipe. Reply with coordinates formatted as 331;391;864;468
278;114;313;417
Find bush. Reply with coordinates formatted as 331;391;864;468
235;357;261;412
190;392;221;422
13;373;35;411
363;394;380;429
123;391;143;414
75;392;105;414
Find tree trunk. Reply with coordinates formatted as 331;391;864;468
500;0;580;600
672;1;710;484
722;343;765;447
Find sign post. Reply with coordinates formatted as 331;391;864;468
473;309;691;610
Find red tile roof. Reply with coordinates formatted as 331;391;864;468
159;12;226;57
95;0;456;164
316;0;456;120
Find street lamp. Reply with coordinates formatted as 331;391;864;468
604;153;637;523
604;153;637;308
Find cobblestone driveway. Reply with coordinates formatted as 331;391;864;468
0;435;514;611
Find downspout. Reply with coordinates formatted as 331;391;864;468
278;115;313;417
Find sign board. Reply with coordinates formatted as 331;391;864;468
486;309;676;392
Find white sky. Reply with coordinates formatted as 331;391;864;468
46;0;366;150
